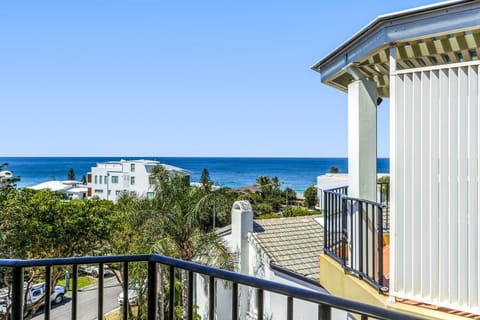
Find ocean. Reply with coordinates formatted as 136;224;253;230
1;157;389;193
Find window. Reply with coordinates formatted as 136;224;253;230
112;176;119;184
105;176;108;184
31;289;42;298
94;189;103;193
99;176;103;184
94;175;98;184
131;163;135;172
131;176;135;185
115;190;123;196
147;192;154;199
149;176;155;185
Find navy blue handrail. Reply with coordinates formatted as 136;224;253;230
0;253;420;320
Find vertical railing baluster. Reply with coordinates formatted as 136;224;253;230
358;202;363;275
371;204;375;281
232;282;238;320
188;271;194;320
169;265;174;320
365;203;369;277
332;195;338;257
324;190;328;252
318;304;331;320
45;265;51;320
98;263;104;320
387;183;390;230
350;200;354;269
123;261;129;320
147;261;157;320
287;296;293;320
209;276;215;320
341;195;347;266
331;192;334;253
72;264;78;320
257;288;263;320
11;266;24;320
378;206;384;287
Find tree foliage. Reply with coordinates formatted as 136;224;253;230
67;168;76;181
111;165;233;320
199;168;212;192
0;188;116;318
0;188;115;259
303;184;318;209
329;166;339;173
0;163;20;188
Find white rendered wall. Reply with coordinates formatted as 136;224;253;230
87;161;156;202
391;61;480;314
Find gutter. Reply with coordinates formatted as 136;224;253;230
270;263;324;288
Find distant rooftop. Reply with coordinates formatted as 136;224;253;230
29;180;80;192
252;215;323;281
95;159;191;176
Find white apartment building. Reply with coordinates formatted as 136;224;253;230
87;160;190;202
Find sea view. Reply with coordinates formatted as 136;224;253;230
2;157;389;192
3;1;476;318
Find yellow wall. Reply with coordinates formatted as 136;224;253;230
319;254;469;320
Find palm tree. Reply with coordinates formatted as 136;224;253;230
149;166;233;320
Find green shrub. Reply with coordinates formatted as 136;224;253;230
284;206;321;217
256;213;282;219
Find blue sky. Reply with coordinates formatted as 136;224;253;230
1;0;440;157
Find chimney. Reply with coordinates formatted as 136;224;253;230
231;200;253;274
231;200;253;319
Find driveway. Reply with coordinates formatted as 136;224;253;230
33;277;122;320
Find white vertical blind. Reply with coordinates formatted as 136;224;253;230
391;62;480;314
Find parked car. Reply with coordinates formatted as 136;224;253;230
0;289;8;315
117;282;147;306
79;264;113;278
0;283;66;317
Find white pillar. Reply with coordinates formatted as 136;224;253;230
231;200;253;319
347;79;377;201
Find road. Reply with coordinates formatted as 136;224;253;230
33;277;122;320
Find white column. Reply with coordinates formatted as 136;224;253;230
231;201;253;319
347;79;377;201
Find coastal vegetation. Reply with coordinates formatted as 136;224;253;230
0;166;320;319
108;166;233;319
67;167;76;180
303;184;318;209
0;163;20;187
236;176;321;218
0;186;115;318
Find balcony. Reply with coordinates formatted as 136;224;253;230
323;183;390;292
0;253;422;320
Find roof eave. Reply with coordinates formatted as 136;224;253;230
311;0;479;81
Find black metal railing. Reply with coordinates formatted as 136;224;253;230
0;254;423;320
376;182;390;231
323;185;390;292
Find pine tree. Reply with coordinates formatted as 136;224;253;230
199;168;212;191
67;168;76;180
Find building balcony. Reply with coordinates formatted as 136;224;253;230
322;182;390;293
0;254;420;320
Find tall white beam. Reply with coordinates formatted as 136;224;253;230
347;79;377;200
